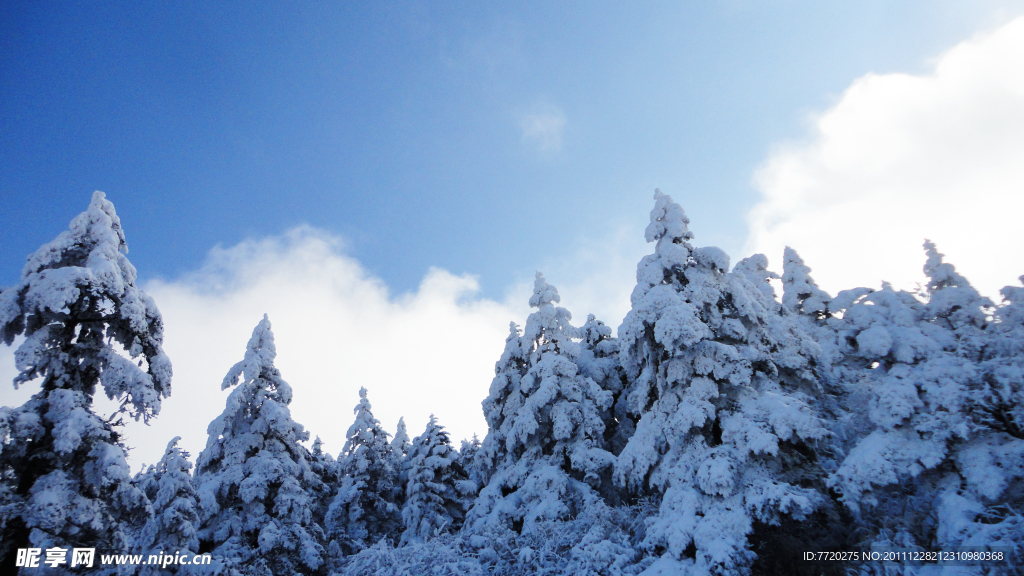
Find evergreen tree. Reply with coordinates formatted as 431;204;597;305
0;191;171;570
325;388;401;556
400;415;471;545
194;315;326;575
614;190;832;574
469;273;617;536
132;437;201;576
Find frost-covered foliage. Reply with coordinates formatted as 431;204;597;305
401;415;473;545
459;434;484;490
781;246;831;317
614;190;833;574
326;388;402;557
470;272;617;535
0;192;170;568
392;417;411;460
194;315;326;575
4;188;1024;575
342;499;652;576
825;242;1024;568
131;437;200;576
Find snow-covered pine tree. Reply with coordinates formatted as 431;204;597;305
613;190;832;574
194;315;326;575
400;415;472;545
325;387;402;557
0;191;171;569
468;272;617;536
131;437;201;576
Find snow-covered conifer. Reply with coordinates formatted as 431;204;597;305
613;190;832;574
132;437;200;576
400;415;472;545
325;388;402;556
0;191;170;565
194;315;326;575
468;272;616;538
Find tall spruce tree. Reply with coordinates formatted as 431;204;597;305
0;191;171;570
614;190;832;574
194;315;326;575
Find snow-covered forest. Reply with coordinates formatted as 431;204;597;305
1;190;1021;575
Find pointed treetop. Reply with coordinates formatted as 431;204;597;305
163;435;186;459
921;240;992;326
923;240;972;292
221;314;292;403
522;273;575;349
644;189;694;269
22;191;130;279
529;271;561;308
344;387;389;451
392;416;411;454
781;247;831;314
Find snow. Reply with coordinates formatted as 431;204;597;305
2;189;1023;574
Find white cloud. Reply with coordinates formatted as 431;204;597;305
519;103;567;152
0;223;655;470
746;16;1024;300
130;227;532;468
1;228;523;468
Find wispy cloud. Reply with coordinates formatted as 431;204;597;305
746;16;1024;299
519;103;567;153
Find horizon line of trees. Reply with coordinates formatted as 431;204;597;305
0;190;1021;575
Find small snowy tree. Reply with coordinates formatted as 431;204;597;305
131;437;201;576
400;415;472;545
0;191;171;567
458;434;484;491
390;417;411;495
325;388;402;557
194;315;326;575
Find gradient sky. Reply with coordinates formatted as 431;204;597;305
4;1;1024;466
4;1;1019;293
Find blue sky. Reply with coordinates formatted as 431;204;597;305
4;1;1018;293
4;1;1024;465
